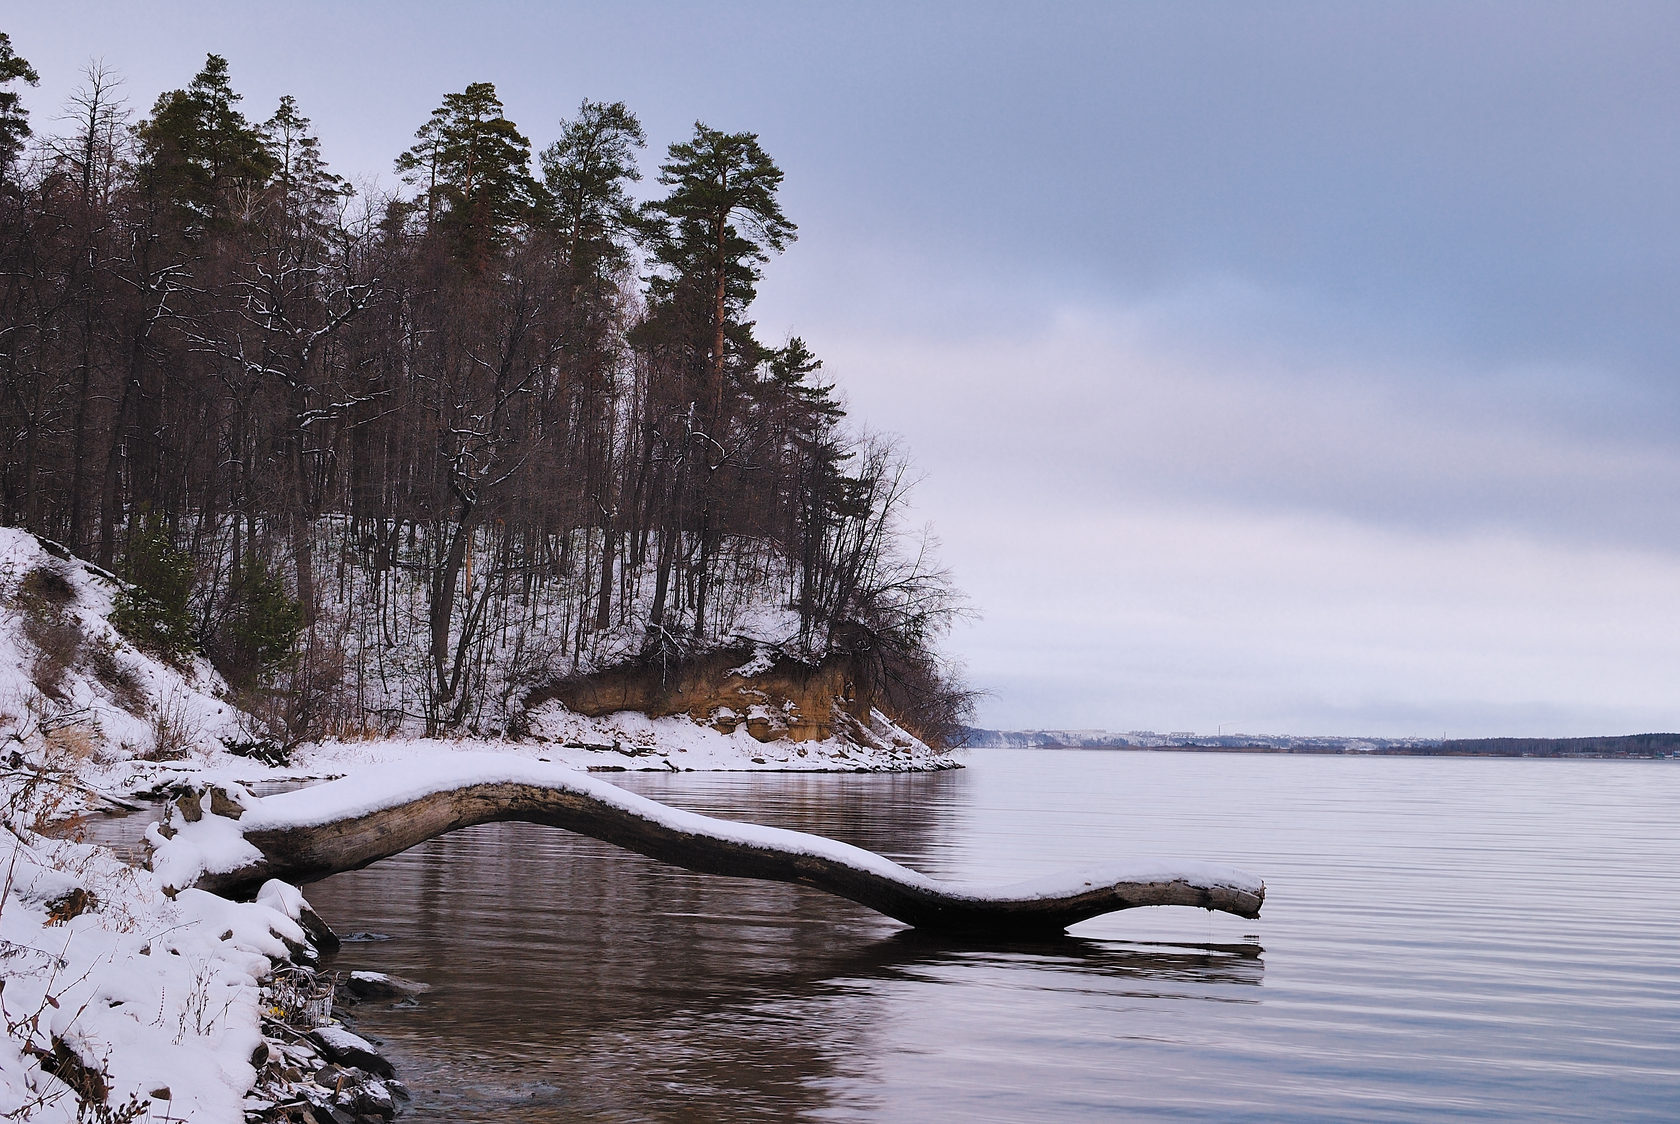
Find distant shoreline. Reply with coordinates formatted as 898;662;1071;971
1019;745;1677;760
964;731;1680;760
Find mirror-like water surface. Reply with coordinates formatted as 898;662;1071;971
295;750;1679;1121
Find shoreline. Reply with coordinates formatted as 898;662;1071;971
984;744;1678;760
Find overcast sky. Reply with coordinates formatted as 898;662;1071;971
10;2;1679;737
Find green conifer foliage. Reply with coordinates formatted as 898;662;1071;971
0;31;40;187
137;53;275;231
261;94;351;242
643;124;797;423
0;57;975;742
219;565;305;689
395;81;540;265
540;99;647;281
111;519;197;661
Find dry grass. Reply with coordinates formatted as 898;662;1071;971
18;565;76;604
141;687;200;761
84;638;147;715
20;607;84;702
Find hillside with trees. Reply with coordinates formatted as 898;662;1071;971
0;40;972;747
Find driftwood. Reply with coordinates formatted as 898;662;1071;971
153;761;1263;936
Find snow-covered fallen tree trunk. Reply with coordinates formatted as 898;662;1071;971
149;755;1263;935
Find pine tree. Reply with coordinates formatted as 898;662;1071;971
262;94;350;243
0;63;973;742
540;100;648;631
540;99;646;283
0;31;40;188
137;53;274;230
394;81;539;265
643;123;797;427
639;124;797;634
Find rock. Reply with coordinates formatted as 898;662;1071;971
208;786;247;819
297;903;341;954
342;971;429;1001
307;1026;395;1079
352;1081;396;1119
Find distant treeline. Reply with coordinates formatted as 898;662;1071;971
1437;734;1680;758
965;729;1680;758
0;40;972;741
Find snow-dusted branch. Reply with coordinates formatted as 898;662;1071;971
150;757;1264;935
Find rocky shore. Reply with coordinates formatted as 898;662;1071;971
244;963;419;1124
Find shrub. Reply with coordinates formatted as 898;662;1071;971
209;563;305;692
142;687;199;760
110;521;196;663
21;606;83;701
85;638;147;715
236;630;349;753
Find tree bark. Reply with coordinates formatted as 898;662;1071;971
158;767;1264;936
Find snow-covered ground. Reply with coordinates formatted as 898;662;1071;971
0;819;323;1121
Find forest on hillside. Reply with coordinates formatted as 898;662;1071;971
0;36;973;745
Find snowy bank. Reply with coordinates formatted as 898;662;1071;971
0;820;328;1120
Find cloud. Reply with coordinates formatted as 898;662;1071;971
793;274;1680;550
767;275;1680;736
948;502;1680;736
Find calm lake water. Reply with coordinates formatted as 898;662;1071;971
292;749;1680;1122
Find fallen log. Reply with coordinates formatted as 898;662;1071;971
147;755;1263;935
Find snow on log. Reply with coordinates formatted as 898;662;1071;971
147;755;1264;934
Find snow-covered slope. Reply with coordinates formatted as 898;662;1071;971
0;527;955;795
0;528;248;799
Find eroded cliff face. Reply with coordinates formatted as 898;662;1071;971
530;647;886;746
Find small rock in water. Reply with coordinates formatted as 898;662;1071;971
339;931;393;943
343;970;430;1001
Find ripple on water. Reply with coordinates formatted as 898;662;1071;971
293;751;1680;1122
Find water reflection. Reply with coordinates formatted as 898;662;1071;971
884;930;1264;989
